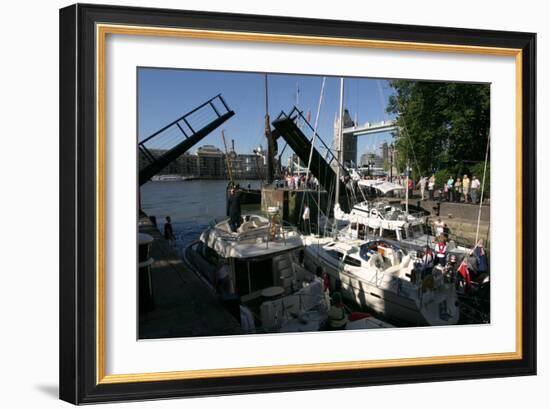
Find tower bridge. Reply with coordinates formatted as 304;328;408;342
343;119;398;137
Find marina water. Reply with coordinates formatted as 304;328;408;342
141;180;261;257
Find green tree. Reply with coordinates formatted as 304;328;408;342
387;80;490;177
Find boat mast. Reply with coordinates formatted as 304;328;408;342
335;78;344;209
332;78;345;238
221;130;234;185
265;74;275;184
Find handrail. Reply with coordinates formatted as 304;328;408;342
139;94;226;145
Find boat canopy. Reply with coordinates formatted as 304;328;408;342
358;180;405;194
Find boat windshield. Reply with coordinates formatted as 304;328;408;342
359;240;398;262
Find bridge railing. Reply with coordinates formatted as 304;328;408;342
138;94;231;167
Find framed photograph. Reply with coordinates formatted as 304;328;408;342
59;3;536;404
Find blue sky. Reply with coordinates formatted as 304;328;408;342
137;68;396;163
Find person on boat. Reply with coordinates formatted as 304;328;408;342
418;176;427;201
444;254;459;283
462;174;471;203
473;238;488;278
315;266;331;293
456;256;472;293
428;174;436;200
228;185;242;232
163;216;176;241
419;246;434;279
434;236;448;266
302;204;311;235
327;292;348;331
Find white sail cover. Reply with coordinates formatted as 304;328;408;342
358;180;405;194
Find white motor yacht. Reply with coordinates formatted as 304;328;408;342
184;213;329;333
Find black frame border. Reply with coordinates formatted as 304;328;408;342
59;3;536;404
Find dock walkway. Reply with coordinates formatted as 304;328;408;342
139;215;242;339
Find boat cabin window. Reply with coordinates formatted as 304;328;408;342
234;258;274;297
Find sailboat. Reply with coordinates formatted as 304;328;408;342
302;78;460;326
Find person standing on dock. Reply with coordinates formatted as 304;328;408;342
462;174;471;203
454;178;462;202
302;204;311;235
163;216;176;241
228;185;242;232
471;176;481;204
428;174;436;200
446;175;454;202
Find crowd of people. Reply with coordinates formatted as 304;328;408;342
276;173;319;190
418;173;483;204
417;224;489;294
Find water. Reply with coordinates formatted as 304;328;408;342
141;180;261;256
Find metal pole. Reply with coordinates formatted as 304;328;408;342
265;74;275;184
221;130;234;184
475;132;491;245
